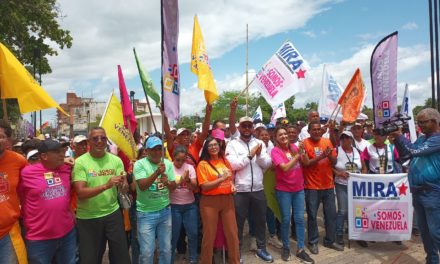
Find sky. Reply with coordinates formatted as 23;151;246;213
33;0;432;124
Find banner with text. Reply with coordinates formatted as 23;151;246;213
348;173;412;241
250;41;310;106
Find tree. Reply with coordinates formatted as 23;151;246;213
0;0;73;75
0;99;21;123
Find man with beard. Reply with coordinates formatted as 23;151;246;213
226;116;274;263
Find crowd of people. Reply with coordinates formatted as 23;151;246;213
1;100;440;264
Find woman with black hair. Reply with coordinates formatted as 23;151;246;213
196;136;240;264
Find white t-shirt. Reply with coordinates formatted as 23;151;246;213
170;163;196;205
334;146;362;185
354;138;371;152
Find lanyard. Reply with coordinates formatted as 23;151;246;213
344;147;354;164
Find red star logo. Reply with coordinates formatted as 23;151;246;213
398;183;408;196
296;69;306;79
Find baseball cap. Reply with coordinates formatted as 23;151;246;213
254;123;267;129
73;135;87;144
176;128;190;136
37;139;63;153
239;116;254;125
340;131;354;138
353;122;363;127
13;142;23;147
211;128;225;141
145;136;162;149
26;149;39;160
266;123;275;129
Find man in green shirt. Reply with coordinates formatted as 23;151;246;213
134;136;176;264
73;127;130;264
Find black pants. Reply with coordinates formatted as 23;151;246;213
77;209;130;264
234;190;267;250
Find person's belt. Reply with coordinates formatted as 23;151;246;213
410;185;432;194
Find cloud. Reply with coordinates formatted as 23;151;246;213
303;30;317;38
402;22;418;30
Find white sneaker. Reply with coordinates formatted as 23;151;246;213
249;236;257;251
267;235;283;249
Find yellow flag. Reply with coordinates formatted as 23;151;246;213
190;16;218;104
0;42;68;115
99;93;137;160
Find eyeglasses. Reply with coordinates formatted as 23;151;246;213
91;136;107;143
417;119;433;126
207;143;219;149
240;124;253;129
174;158;186;162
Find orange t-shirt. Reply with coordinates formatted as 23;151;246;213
302;138;336;190
0;150;27;238
197;159;234;196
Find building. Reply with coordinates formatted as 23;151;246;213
57;91;106;137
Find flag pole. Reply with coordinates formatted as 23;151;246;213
160;0;165;162
0;85;8;121
245;24;249;116
238;78;255;97
333;105;341;123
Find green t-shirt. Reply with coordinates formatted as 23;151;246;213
72;152;125;219
133;158;175;213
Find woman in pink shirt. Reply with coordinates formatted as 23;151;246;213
170;145;199;264
271;126;314;263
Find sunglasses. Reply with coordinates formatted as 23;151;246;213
91;136;107;143
240;124;253;129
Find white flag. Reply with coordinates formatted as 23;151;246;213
270;103;286;125
318;66;343;118
250;41;310;105
400;84;417;143
252;106;263;123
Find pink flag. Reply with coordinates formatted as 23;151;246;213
117;65;137;133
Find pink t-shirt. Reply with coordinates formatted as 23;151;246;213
271;144;304;192
18;163;75;240
170;163;196;205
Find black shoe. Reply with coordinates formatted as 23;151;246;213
308;243;319;255
281;248;290;261
336;234;344;246
412;228;420;236
357;240;368;248
324;242;344;251
296;249;315;264
394;241;403;245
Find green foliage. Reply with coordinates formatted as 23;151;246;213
0;0;73;74
0;99;21;123
176;116;197;131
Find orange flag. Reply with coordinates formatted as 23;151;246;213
338;68;366;123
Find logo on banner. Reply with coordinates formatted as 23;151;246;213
352;181;408;200
355;206;369;229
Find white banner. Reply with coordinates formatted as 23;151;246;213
270;103;286;125
250;41;310;106
348;173;413;241
318;66;342;118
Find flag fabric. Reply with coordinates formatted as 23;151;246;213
99;92;137;160
338;68;366;123
133;48;161;108
162;0;180;121
117;65;137;134
24;119;34;138
191;16;218;104
252;106;263;123
400;84;417;142
370;31;398;128
318;66;343;118
40;121;49;131
270;103;286;125
250;41;310;106
0;42;67;115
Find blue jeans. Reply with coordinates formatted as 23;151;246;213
0;233;18;264
266;207;277;236
26;228;77;264
171;202;199;263
413;189;440;264
137;206;172;264
276;190;305;250
335;183;348;236
129;203;140;264
305;189;337;246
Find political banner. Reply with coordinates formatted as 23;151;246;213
338;68;366;123
348;173;413;241
370;31;398;128
250;41;310;106
318;66;343;118
161;0;180;120
252;106;263;123
270;103;286;125
400;84;417;143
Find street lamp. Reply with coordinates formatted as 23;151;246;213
130;91;136;112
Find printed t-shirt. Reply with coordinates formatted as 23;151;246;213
133;158;175;213
197;159;233;196
362;144;400;174
18;163;74;240
0;150;27;238
334;147;363;185
170;163;196;205
302;138;336;190
72;152;125;219
271;144;304;192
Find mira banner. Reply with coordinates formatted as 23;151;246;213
370;31;398;128
348;173;413;241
